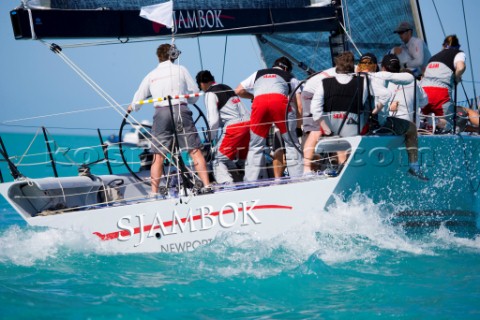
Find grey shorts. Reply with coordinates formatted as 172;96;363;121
303;116;320;133
301;92;320;133
150;104;202;154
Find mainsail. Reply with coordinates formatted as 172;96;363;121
11;1;338;39
258;0;426;74
10;0;425;76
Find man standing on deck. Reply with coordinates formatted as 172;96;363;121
391;21;431;78
235;57;303;182
196;70;251;184
128;43;211;195
301;66;337;174
421;34;466;134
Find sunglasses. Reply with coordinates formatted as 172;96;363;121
397;30;410;35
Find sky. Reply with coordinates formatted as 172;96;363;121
0;0;479;135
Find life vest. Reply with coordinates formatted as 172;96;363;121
322;76;364;114
427;48;462;73
253;68;293;96
206;83;237;111
422;48;462;89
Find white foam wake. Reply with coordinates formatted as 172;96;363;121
191;192;438;278
0;225;95;266
0;192;477;269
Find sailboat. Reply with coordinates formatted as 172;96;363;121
1;0;479;253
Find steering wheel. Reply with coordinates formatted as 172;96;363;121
117;104;212;185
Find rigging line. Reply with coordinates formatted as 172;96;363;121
431;0;446;37
53;47;169;140
51;44;191;176
54;54;117;108
337;21;361;57
308;33;323;70
56;37;173;49
430;1;476;110
196;37;204;70
54;50;119;108
221;36;228;83
13;127;42;166
0;123;118;132
462;80;480;84
2;106;111;124
460;0;478;110
342;0;352;37
134;92;204;105
8;140;111;164
249;37;264;69
57;49;164;126
42;43;195;180
54;16;338;48
193;16;338;35
51;14;339;50
41;42;119;111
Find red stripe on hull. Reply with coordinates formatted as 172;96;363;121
93;204;292;241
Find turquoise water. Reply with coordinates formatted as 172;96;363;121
1;133;480;319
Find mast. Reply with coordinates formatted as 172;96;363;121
328;0;347;66
411;0;428;43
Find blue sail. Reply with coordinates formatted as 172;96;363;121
259;0;425;75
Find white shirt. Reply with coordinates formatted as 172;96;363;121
454;51;467;65
392;36;431;73
302;67;337;94
204;85;250;133
131;60;199;111
386;81;428;125
373;71;428;125
240;67;300;97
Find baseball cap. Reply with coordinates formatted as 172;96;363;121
359;53;377;65
394;21;413;34
381;54;401;73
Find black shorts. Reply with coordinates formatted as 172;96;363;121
273;129;284;151
377;117;411;135
150;105;202;154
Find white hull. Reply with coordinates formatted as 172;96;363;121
1;135;479;253
0;174;341;253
